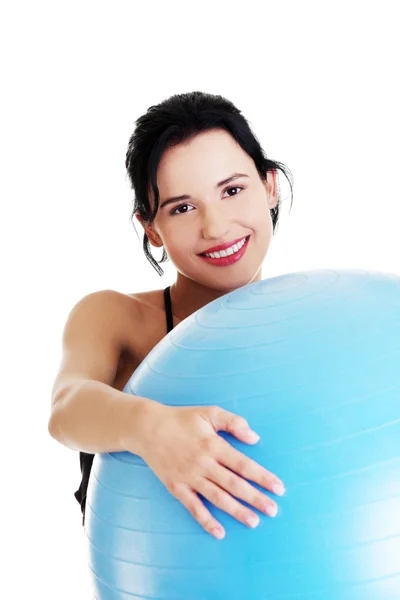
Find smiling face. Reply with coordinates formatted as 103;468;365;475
136;128;278;293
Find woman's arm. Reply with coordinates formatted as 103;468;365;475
48;378;158;454
48;289;158;454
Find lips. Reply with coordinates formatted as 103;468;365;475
199;236;249;256
199;235;250;266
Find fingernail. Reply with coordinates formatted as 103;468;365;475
246;430;260;442
272;483;285;496
266;504;278;518
245;514;260;528
211;527;225;539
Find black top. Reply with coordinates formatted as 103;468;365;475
74;286;174;526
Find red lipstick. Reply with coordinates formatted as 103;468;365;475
199;236;250;267
199;236;248;256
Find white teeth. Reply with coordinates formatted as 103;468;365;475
204;237;247;258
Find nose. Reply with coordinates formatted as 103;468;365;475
201;205;230;240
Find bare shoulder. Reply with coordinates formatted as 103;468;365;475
70;287;167;356
51;288;164;408
51;285;175;416
64;288;144;349
94;287;174;392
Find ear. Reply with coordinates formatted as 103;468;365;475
264;170;279;210
135;213;163;248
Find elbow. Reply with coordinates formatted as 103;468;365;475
48;379;83;444
48;384;73;441
48;408;62;441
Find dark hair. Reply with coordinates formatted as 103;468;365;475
125;91;294;276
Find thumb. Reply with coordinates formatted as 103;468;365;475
208;406;260;444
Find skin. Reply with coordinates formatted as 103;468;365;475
136;128;278;322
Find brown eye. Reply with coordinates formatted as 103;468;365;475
224;186;244;197
170;203;193;216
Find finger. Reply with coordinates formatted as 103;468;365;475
216;440;285;496
208;407;260;443
208;462;278;517
173;483;226;539
195;477;261;529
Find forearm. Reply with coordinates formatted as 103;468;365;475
48;379;159;455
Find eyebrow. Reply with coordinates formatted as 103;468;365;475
159;172;249;209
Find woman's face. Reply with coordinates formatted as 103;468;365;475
137;128;278;292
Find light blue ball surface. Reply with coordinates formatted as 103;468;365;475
86;269;400;599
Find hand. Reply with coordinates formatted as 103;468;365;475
129;402;285;539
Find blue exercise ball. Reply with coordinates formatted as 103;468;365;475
86;269;400;599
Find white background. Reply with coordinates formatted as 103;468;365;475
2;1;399;597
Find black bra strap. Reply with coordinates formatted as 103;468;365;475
163;286;174;333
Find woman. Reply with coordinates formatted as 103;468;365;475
48;90;293;540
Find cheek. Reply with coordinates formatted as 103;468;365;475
243;197;273;229
241;192;269;215
163;227;193;258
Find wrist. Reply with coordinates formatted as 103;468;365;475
119;393;161;456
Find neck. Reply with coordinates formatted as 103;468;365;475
169;269;263;322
